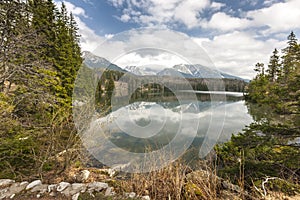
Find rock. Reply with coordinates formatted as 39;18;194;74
8;182;28;196
60;187;72;197
10;193;15;199
79;170;90;182
107;169;116;177
141;195;151;200
72;193;80;200
26;180;42;190
20;181;29;186
125;192;136;198
49;191;56;197
0;179;14;187
87;182;108;192
57;182;71;192
221;181;241;193
61;183;86;197
71;183;86;194
104;187;114;196
0;188;9;200
31;184;48;194
47;184;57;193
128;192;136;198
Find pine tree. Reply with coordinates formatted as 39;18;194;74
53;3;82;105
267;48;281;82
282;31;298;79
254;62;265;78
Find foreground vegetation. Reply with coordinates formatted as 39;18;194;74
0;0;82;179
216;32;300;197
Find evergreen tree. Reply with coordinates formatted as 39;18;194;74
282;31;298;79
0;0;83;179
254;62;265;78
267;48;281;82
53;2;82;105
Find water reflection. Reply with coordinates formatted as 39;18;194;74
87;92;253;164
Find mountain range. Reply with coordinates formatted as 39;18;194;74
83;51;246;81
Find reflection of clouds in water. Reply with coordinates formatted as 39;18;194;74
97;102;205;138
82;100;253;170
95;100;252;141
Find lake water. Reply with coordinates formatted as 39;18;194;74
82;91;253;172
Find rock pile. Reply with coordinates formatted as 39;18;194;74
0;178;150;200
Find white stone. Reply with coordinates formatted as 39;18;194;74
141;195;151;200
26;180;42;190
0;188;9;200
72;193;80;200
71;183;86;193
128;192;136;198
87;182;108;192
9;194;15;199
9;182;28;195
80;170;90;181
57;182;71;192
49;191;56;197
104;187;114;196
20;181;28;186
47;184;57;193
0;179;14;187
31;184;48;194
107;169;116;177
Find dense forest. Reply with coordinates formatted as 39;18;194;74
0;0;82;179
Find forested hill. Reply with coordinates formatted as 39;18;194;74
0;0;82;178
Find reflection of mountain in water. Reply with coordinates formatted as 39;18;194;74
93;100;252;151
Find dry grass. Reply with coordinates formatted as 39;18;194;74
115;159;222;200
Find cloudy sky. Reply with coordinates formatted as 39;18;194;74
55;0;300;79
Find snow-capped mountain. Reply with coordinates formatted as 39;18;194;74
157;64;243;80
82;51;125;72
124;66;143;76
157;68;194;78
124;66;157;76
82;51;111;67
172;64;223;78
82;51;244;80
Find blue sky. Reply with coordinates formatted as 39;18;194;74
55;0;300;79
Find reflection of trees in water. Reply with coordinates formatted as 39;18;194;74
246;102;299;126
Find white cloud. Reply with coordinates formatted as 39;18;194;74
193;31;286;78
75;17;105;51
63;1;88;18
93;28;213;69
114;52;188;70
173;0;210;29
211;2;225;11
120;14;131;22
108;0;300;34
108;0;220;29
204;12;252;31
247;0;300;33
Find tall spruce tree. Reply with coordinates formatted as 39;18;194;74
267;48;281;82
282;31;298;79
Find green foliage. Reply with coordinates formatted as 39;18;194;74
0;0;83;180
247;31;300;114
218;32;300;195
216;123;300;191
